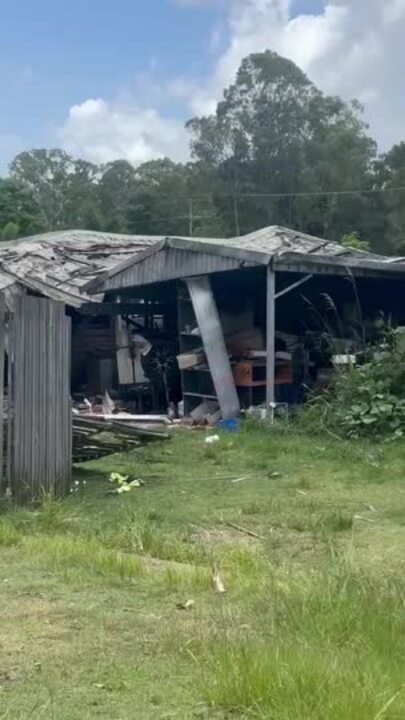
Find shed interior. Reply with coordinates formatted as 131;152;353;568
69;266;405;419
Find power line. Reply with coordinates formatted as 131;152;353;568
113;184;405;231
127;213;218;229
226;186;405;199
128;185;405;201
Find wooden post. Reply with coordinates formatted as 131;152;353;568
266;266;276;420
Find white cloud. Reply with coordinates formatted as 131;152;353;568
58;0;405;165
59;98;189;166
383;0;405;23
185;0;405;148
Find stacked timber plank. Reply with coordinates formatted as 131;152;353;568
73;413;170;462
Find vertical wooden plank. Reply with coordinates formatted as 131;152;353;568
266;266;276;420
47;300;56;496
28;296;37;500
65;315;72;495
11;296;23;500
17;295;25;500
39;296;48;497
54;303;62;495
7;305;15;495
0;294;5;492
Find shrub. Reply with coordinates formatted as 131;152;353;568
304;328;405;440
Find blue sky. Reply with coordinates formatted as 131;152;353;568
1;1;217;141
0;1;403;170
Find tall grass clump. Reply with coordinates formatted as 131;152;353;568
104;511;208;566
0;519;21;546
31;535;145;581
7;494;81;536
198;565;405;719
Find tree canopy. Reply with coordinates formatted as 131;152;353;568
1;50;404;254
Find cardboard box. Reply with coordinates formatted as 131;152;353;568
177;350;205;370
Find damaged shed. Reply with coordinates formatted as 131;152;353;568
86;225;405;422
2;225;405;500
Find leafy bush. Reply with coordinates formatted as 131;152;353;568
305;328;405;439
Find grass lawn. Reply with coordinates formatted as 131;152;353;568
2;424;405;718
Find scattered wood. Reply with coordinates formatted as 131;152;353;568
353;514;375;524
364;503;377;513
218;517;265;541
83;413;171;424
73;413;169;462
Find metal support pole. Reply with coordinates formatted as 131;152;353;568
266;266;276;420
188;199;193;237
187;276;240;420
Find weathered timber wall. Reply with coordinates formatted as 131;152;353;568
8;295;71;502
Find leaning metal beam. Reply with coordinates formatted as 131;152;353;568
186;276;240;420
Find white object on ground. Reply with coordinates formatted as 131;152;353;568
205;435;220;444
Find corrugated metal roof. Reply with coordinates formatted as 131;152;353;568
0;230;169;307
93;226;405;293
1;226;405;307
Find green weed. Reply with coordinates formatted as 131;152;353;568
30;534;145;581
0;519;21;546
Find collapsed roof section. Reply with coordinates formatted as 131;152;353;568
0;226;405;309
0;230;167;308
89;225;405;294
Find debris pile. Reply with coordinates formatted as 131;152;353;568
73;409;170;462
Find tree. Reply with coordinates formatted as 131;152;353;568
64;159;102;230
341;232;370;251
1;221;20;241
10;149;73;229
0;178;47;240
187;51;376;241
98;160;137;233
128;159;193;236
9;149;101;231
375;143;405;252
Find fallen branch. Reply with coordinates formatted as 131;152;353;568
217;516;265;541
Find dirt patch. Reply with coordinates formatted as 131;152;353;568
2;594;56;622
0;594;73;657
0;668;18;686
